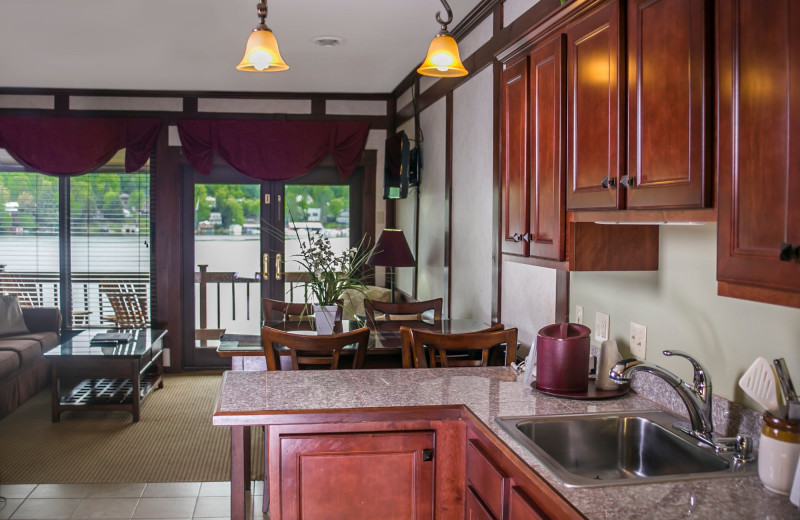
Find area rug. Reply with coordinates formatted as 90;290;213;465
0;372;264;484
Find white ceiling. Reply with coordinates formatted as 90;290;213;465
0;0;484;94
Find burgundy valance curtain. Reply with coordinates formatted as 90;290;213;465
0;116;161;175
176;119;371;181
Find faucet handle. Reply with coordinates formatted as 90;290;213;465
663;350;711;395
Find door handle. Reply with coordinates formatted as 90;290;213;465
262;253;269;279
275;253;282;280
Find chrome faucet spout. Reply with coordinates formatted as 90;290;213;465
609;350;715;445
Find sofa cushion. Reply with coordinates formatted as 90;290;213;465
0;350;20;380
0;339;43;366
0;295;29;337
11;331;60;352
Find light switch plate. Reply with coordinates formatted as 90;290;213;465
594;312;609;342
575;305;584;325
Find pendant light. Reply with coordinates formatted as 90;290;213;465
417;0;468;78
236;1;289;72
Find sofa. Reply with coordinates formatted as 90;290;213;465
0;307;62;418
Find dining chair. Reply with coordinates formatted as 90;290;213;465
400;326;518;368
260;326;370;370
364;298;443;323
261;297;344;324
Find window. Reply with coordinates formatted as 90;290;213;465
0;149;152;328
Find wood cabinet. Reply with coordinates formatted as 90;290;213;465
275;430;435;520
565;0;623;211
716;0;800;308
464;417;577;520
626;0;711;209
565;0;712;214
501;55;529;257
501;33;566;261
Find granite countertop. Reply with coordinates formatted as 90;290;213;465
213;367;797;519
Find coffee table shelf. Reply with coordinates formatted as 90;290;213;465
46;329;167;422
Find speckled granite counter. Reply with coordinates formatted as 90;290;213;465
213;367;797;519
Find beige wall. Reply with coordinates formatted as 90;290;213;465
570;224;800;407
451;66;494;323
395;119;417;297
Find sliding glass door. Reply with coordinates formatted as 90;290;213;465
182;164;364;368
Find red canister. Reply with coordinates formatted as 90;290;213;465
535;323;591;393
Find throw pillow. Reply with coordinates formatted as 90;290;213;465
0;295;30;336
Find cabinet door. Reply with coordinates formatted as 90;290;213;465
528;34;567;260
278;431;435;520
717;0;800;304
501;56;530;255
466;486;497;520
509;487;547;520
566;0;623;210
626;0;711;209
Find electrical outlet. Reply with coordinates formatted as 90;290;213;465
594;312;609;342
575;305;584;325
630;321;647;358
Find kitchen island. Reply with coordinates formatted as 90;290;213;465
213;367;795;519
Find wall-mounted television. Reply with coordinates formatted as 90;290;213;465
383;131;420;200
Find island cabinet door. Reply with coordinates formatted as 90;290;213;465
277;431;435;520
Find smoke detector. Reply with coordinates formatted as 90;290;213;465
312;36;343;47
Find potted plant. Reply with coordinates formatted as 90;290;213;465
293;230;373;334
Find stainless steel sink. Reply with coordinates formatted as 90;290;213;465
496;410;758;487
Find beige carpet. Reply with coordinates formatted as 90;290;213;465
0;372;264;484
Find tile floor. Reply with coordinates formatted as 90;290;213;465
0;481;268;519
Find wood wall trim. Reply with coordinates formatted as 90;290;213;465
444;93;453;318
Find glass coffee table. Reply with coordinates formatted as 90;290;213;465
45;329;167;422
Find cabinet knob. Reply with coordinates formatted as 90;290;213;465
601;176;616;189
779;242;799;262
512;233;521;243
422;449;434;462
620;175;636;189
522;233;531;244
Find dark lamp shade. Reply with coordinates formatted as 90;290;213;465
367;229;415;267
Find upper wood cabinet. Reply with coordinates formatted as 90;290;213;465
565;0;712;213
717;0;800;308
626;0;711;209
501;56;529;257
565;0;623;211
501;33;567;261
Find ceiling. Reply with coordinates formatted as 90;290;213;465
0;0;484;95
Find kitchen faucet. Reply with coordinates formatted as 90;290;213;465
609;350;753;462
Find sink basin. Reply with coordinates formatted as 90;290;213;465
496;410;757;487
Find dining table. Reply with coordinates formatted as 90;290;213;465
215;317;495;370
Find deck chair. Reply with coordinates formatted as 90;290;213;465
100;282;149;327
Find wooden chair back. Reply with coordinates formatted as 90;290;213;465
401;326;518;368
261;298;311;323
365;298;443;323
261;326;370;370
99;282;149;327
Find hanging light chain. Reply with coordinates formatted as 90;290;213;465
256;1;268;30
435;0;454;32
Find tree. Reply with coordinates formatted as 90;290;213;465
219;196;244;227
128;189;145;212
102;191;124;219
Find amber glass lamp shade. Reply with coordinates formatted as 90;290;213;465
417;33;468;78
236;28;289;72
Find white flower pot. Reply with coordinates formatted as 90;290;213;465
313;304;339;335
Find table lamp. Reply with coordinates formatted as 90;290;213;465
367;229;415;302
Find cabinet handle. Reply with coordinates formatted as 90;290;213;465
601;176;616;189
275;253;282;280
620;175;636;189
512;233;521;243
779;243;799;262
522;233;531;243
262;253;269;279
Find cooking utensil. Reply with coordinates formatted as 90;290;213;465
775;358;800;420
739;357;780;414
